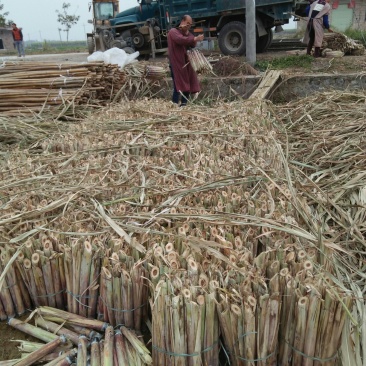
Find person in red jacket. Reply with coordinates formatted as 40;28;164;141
168;15;204;106
11;23;25;57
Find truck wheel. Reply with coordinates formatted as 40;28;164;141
138;54;150;61
256;29;273;53
87;37;95;54
123;47;135;54
218;21;246;56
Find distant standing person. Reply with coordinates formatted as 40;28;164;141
304;0;333;57
11;23;25;58
168;15;204;106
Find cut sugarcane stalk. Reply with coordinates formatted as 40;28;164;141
76;336;88;366
12;336;66;366
103;325;114;366
35;316;80;345
8;318;59;343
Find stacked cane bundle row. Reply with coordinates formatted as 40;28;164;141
0;247;31;319
146;223;352;366
3;234;149;332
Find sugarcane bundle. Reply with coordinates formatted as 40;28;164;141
216;270;280;366
150;277;220;366
13;239;65;310
61;239;102;317
97;256;149;330
125;63;168;80
145;65;168;80
187;48;213;74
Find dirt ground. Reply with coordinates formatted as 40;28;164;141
0;314;40;361
2;49;365;75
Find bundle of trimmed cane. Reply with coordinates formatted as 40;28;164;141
187;49;213;74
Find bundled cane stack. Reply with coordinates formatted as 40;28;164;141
0;97;363;365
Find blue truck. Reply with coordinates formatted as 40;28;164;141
87;0;306;57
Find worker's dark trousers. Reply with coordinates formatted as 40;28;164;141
307;23;321;57
307;24;315;55
170;66;190;106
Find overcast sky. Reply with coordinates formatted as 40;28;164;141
2;0;138;41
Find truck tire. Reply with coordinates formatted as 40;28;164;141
123;47;135;54
87;37;95;54
256;29;273;53
218;21;246;56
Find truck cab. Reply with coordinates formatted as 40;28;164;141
87;0;120;53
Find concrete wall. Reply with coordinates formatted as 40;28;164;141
155;73;366;104
296;0;366;31
352;0;366;30
270;73;366;103
155;76;261;101
0;27;14;50
330;0;366;30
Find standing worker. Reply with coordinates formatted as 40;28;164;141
168;15;204;106
304;0;333;57
11;23;25;58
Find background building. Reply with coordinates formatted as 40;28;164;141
0;27;14;50
330;0;366;30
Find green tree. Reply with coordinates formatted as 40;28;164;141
56;2;80;41
0;1;10;27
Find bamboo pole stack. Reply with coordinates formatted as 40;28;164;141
0;61;128;114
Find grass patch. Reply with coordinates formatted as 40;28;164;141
255;55;313;71
343;28;366;46
0;41;88;56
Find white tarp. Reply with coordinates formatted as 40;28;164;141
87;48;139;69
